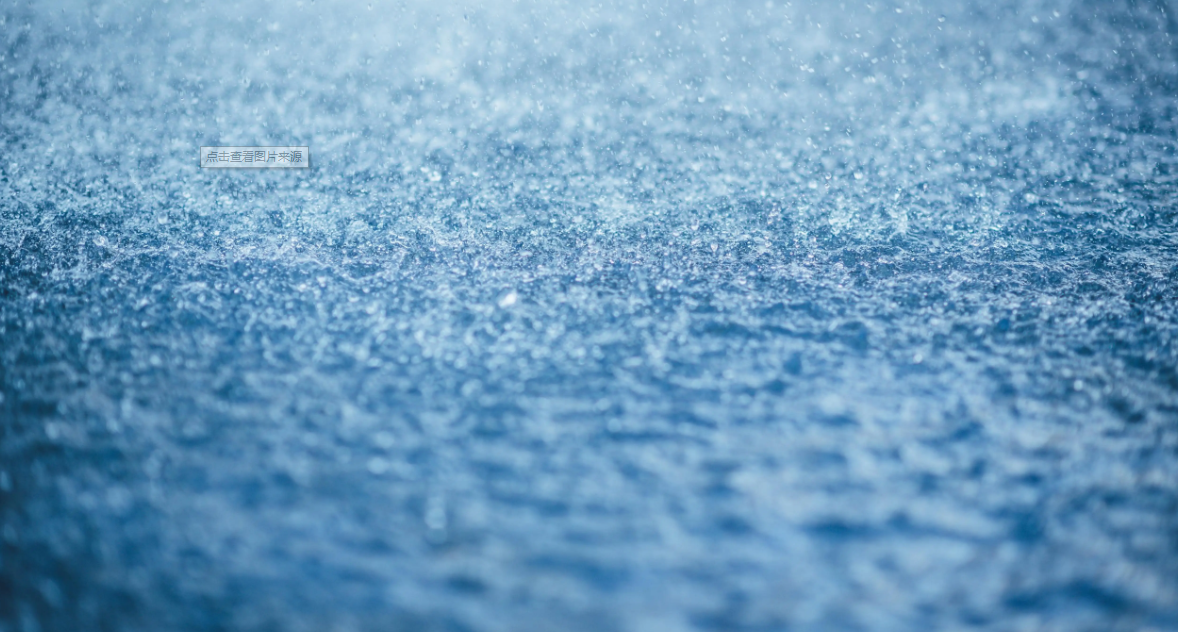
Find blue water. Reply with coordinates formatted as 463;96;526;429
2;0;1177;630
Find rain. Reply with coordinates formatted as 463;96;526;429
2;0;1177;630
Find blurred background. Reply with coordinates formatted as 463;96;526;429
1;1;1177;630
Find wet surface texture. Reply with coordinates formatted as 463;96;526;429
2;1;1178;630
